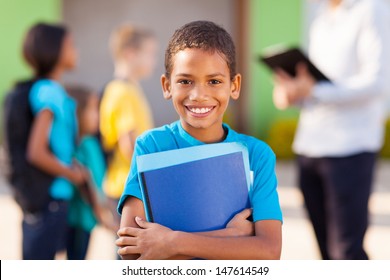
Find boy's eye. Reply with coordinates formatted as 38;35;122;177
209;79;221;85
178;80;192;85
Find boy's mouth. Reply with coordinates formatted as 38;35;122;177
185;105;215;117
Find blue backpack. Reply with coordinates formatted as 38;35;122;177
2;79;54;213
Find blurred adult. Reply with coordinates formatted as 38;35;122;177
272;0;390;259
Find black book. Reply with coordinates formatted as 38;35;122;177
260;46;330;82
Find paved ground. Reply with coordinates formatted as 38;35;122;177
0;159;389;260
276;160;390;259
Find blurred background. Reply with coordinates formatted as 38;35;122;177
0;0;389;259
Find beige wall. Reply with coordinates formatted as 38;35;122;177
62;0;235;126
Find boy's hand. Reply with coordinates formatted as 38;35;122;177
226;208;254;237
116;217;176;260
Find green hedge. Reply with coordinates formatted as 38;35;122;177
266;118;298;159
381;119;390;158
266;118;390;159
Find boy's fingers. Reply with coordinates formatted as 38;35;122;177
117;246;139;256
135;216;150;228
238;208;253;218
116;236;137;247
117;226;140;237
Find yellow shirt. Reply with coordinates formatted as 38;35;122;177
99;80;154;199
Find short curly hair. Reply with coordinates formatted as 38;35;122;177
165;20;236;79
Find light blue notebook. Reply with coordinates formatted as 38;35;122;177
136;142;251;232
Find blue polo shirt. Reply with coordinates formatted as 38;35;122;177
118;121;283;223
30;79;77;200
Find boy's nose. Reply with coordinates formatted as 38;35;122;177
189;85;209;101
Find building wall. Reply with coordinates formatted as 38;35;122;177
0;0;60;142
0;0;61;103
0;0;314;140
62;0;236;127
248;0;303;140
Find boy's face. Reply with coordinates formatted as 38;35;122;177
161;48;241;142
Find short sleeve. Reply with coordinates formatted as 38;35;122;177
117;137;148;214
250;145;283;223
100;82;137;149
29;80;62;117
112;86;137;138
115;97;137;137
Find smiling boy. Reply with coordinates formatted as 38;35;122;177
116;21;283;260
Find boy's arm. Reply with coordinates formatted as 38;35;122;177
117;197;197;260
118;197;146;260
117;197;255;260
173;220;281;260
117;216;281;260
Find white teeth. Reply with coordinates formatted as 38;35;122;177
189;107;212;114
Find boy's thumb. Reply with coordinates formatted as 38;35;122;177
239;208;253;219
135;216;148;228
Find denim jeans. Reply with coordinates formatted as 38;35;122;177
22;200;69;260
66;226;91;260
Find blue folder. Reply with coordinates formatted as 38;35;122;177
136;142;251;232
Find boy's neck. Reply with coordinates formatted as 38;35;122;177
181;120;227;144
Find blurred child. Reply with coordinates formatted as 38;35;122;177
66;85;115;260
23;23;85;259
116;21;283;260
99;23;157;229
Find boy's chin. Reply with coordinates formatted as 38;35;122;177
180;117;218;130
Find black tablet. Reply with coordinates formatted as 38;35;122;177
260;47;330;82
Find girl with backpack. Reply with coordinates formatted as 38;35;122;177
21;23;85;259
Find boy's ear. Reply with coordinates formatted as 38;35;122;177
161;74;172;100
230;74;241;100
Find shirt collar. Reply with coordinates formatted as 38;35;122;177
177;120;234;146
